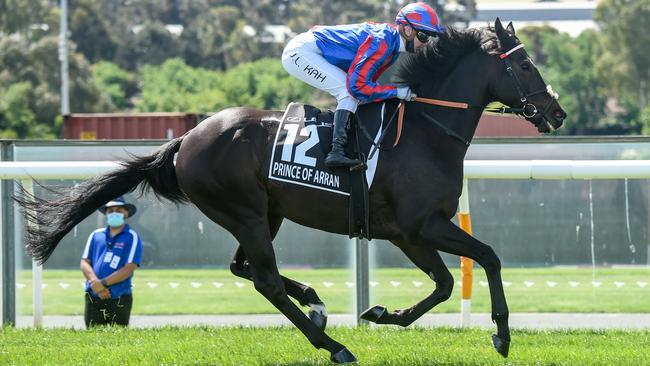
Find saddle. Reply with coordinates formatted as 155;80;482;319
268;102;396;239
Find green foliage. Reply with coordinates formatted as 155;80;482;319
0;82;56;139
0;35;112;138
0;0;49;35
93;62;136;110
0;82;35;138
179;6;242;70
137;58;226;112
595;0;650;110
517;25;560;66
136;58;318;112
69;0;118;63
2;0;650;137
641;105;650;135
535;28;618;135
219;58;319;109
116;21;182;70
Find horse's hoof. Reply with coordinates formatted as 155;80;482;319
330;347;357;364
308;309;328;330
492;334;510;358
360;305;387;323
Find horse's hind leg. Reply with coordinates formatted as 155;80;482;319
225;216;354;363
361;241;454;327
193;186;353;363
229;216;328;329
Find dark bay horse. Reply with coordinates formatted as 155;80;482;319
20;19;565;363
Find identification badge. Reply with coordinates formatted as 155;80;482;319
103;252;113;263
110;255;121;269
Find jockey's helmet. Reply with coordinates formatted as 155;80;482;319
395;2;445;36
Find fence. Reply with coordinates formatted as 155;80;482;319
3;159;650;327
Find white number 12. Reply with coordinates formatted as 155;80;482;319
281;124;318;167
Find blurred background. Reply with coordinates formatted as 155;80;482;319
0;0;648;138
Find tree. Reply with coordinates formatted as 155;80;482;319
136;58;322;113
0;82;37;138
93;62;137;110
136;58;226;112
0;35;112;137
219;58;320;109
641;105;650;134
115;21;182;70
518;27;616;134
517;25;560;66
180;6;242;70
595;0;650;110
69;0;118;63
0;0;49;35
285;0;406;32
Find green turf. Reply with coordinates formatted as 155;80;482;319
1;326;649;365
15;267;650;315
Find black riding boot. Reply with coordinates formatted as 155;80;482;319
325;109;362;168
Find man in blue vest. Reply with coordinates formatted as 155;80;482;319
80;196;143;327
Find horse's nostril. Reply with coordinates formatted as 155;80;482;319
554;109;566;121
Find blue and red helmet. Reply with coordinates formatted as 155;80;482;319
395;2;445;35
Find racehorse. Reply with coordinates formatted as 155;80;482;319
19;19;565;363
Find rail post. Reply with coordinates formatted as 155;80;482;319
457;179;474;327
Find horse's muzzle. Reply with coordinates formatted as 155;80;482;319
534;107;566;133
552;108;566;127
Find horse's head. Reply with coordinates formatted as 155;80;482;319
490;18;566;133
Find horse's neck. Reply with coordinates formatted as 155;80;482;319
419;53;492;150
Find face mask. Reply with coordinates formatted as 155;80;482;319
107;212;125;228
405;39;415;53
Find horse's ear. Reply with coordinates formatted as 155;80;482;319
506;21;516;35
495;18;507;40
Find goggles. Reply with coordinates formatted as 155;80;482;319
416;31;431;43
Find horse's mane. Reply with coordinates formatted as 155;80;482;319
393;26;501;90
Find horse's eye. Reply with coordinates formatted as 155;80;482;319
521;62;531;71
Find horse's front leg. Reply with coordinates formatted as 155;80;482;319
361;241;454;327
421;218;511;357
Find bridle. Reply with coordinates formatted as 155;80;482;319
489;43;560;126
364;42;562;154
394;43;560;144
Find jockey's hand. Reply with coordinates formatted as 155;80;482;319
397;87;417;101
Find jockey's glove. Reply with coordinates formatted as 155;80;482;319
397;87;417;101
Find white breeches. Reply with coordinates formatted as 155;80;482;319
282;32;359;113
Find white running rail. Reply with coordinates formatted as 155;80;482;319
3;160;650;327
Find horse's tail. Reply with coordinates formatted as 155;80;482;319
17;136;188;264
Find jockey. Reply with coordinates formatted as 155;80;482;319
282;2;444;168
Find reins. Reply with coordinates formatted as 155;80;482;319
394;97;471;147
364;42;560;159
362;97;475;161
393;96;516;147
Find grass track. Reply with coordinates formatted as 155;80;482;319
1;326;649;365
15;267;650;315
